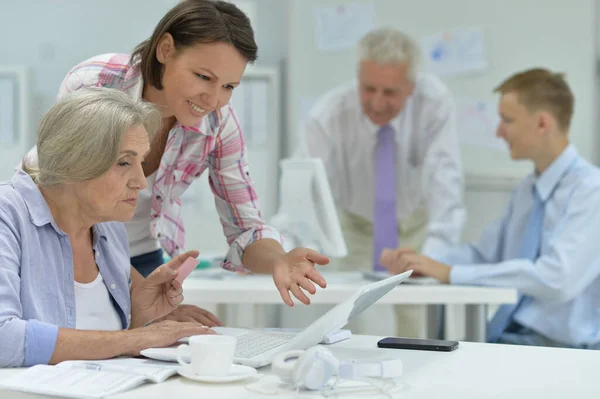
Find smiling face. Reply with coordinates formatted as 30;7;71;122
154;35;248;126
358;61;414;126
72;124;151;222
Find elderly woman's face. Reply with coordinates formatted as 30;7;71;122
76;125;150;222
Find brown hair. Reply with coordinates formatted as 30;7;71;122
494;68;574;131
132;0;257;90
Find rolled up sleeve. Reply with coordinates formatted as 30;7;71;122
24;320;59;366
206;104;283;273
0;207;58;367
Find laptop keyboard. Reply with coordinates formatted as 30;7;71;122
235;331;294;359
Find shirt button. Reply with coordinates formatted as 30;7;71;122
110;284;116;289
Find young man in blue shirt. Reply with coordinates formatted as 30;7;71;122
382;68;600;349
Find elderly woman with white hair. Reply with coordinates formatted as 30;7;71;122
0;88;214;368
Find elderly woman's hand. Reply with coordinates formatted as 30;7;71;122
131;250;199;327
153;304;223;327
125;320;216;356
271;248;330;306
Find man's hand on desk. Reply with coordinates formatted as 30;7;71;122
380;247;422;277
380;247;416;269
271;248;330;307
381;248;451;283
153;304;223;327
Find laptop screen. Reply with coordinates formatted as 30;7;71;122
290;270;412;350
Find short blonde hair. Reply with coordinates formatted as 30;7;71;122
23;87;161;185
494;68;574;131
357;27;420;81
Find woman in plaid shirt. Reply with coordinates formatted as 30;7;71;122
33;0;330;323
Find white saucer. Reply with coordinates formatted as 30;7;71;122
177;364;257;383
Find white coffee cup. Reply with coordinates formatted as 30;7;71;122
177;335;237;376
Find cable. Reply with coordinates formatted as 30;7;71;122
322;377;407;399
245;375;408;398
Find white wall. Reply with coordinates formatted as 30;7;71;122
0;1;175;147
0;0;288;146
287;0;599;177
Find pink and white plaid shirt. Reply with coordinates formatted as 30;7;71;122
56;53;282;272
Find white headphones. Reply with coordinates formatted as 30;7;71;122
271;346;403;391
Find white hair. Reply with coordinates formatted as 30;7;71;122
23;87;161;186
357;27;420;81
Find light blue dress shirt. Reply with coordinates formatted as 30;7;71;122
436;145;600;347
0;170;132;367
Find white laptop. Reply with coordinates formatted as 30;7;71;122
140;270;412;368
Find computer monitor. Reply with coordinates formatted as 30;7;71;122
270;158;348;258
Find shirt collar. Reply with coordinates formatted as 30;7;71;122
176;107;223;136
357;89;408;142
92;224;109;247
361;109;404;141
535;144;578;202
12;170;108;245
123;58;144;100
12;169;55;228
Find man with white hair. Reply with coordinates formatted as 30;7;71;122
303;27;465;337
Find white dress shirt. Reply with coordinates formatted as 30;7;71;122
303;74;465;255
440;145;600;346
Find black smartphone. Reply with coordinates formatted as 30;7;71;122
377;337;459;352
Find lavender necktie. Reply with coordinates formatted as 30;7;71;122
373;125;398;271
487;186;544;342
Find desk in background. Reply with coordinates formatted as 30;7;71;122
182;270;517;342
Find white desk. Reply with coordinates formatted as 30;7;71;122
182;271;517;342
2;336;599;398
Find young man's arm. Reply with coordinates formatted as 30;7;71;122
382;199;515;279
450;182;600;301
